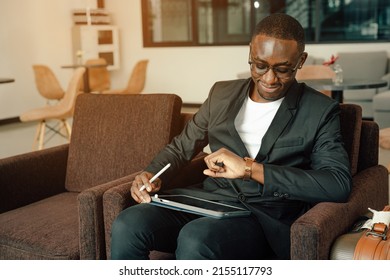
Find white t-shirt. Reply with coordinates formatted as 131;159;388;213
234;96;284;158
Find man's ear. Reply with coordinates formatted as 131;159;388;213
299;52;308;68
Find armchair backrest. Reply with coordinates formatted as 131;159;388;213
65;93;182;192
339;104;362;176
339;104;380;175
357;120;379;172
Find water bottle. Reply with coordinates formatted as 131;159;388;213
333;64;343;85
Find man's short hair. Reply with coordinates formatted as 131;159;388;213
252;13;305;53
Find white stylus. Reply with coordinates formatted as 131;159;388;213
139;163;171;191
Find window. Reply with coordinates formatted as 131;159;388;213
141;0;390;47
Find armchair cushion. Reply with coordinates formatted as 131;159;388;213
0;193;79;259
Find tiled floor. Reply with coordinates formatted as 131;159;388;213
0;120;69;158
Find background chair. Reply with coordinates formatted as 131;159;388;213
0;93;185;260
19;67;85;150
32;65;65;103
83;58;111;93
295;64;335;97
103;59;148;94
373;81;390;129
102;104;388;260
337;51;389;119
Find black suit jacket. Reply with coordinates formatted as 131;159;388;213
146;78;352;259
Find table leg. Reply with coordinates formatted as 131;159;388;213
83;68;90;93
331;90;343;103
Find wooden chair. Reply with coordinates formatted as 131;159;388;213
103;60;148;94
83;58;111;93
19;68;85;150
32;65;65;103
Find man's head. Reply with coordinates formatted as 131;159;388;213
252;13;305;54
249;14;307;102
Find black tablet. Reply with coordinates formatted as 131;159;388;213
150;194;251;219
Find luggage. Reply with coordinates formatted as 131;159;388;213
353;205;390;260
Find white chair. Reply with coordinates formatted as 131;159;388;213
337;51;389;119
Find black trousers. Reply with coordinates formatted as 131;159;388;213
110;203;271;260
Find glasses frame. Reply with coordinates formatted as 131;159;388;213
248;52;303;79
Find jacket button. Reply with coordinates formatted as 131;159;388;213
238;193;246;202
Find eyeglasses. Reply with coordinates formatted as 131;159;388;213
248;53;302;79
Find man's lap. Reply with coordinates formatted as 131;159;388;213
112;203;271;259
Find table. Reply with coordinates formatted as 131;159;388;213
62;64;106;93
0;78;15;84
302;79;388;103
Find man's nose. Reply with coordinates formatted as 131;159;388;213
261;67;278;83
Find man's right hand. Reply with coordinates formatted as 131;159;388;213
130;171;162;203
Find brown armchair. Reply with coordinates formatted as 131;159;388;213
102;103;388;260
0;93;184;259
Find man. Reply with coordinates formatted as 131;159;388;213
111;13;351;260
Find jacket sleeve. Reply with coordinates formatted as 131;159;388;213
144;87;214;185
262;102;352;203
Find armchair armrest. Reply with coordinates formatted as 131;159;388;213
379;73;390;92
0;144;68;213
103;180;136;259
78;171;141;260
102;154;208;259
290;165;388;259
381;72;390;84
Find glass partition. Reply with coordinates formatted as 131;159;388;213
142;0;390;47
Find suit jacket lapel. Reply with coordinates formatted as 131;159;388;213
256;81;302;162
226;79;252;157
